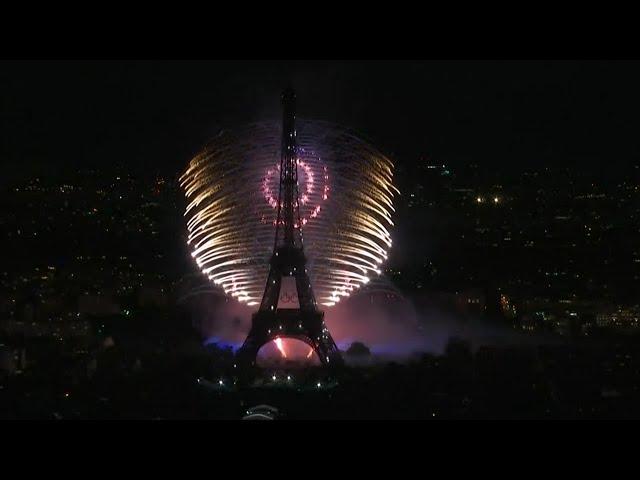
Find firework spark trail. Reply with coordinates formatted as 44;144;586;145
180;120;398;308
274;338;288;358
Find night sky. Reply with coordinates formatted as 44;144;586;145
2;60;640;184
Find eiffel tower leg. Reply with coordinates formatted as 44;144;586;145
236;334;260;369
235;323;265;385
314;333;344;369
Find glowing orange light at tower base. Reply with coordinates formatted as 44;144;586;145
274;338;288;358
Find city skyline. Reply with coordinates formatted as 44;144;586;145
2;60;640;420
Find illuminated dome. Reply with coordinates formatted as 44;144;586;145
180;120;397;307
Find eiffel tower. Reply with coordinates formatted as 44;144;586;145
236;87;343;370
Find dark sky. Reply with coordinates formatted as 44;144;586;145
2;60;640;183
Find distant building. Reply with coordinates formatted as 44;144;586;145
455;289;485;315
499;294;518;319
596;307;640;330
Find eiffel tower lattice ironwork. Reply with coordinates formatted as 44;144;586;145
236;88;343;369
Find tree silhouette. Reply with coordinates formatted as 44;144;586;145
346;341;371;356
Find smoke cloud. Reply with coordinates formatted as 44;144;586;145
182;280;561;363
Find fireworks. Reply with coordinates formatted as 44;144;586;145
274;338;288;358
180;120;398;307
